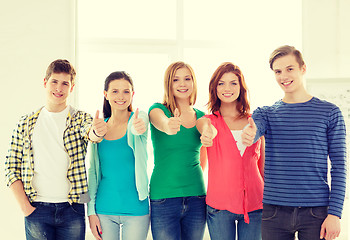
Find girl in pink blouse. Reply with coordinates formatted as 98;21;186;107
197;62;265;240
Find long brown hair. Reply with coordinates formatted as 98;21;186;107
162;61;197;115
103;71;134;118
208;62;250;117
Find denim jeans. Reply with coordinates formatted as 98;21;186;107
150;196;206;240
261;204;328;240
97;214;150;240
24;202;85;240
207;205;262;240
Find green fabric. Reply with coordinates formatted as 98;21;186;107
148;103;206;199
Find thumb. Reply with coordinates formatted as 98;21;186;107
205;118;213;132
248;117;256;128
95;110;100;119
319;224;326;239
134;108;139;119
174;108;180;118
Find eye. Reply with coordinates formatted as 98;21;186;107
231;82;237;85
63;82;70;86
218;82;224;86
287;68;294;72
124;90;130;94
112;90;118;93
274;70;281;74
173;79;179;82
185;77;192;81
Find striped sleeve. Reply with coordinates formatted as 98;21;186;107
327;106;347;218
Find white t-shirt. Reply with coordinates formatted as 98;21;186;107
231;130;246;156
32;106;71;202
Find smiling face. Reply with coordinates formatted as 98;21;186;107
104;79;133;112
272;54;306;94
44;72;74;112
172;67;194;101
216;72;240;104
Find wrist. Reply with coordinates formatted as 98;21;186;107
93;129;104;138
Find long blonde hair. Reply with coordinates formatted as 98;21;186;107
162;61;197;115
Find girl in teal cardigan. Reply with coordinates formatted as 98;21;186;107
87;71;150;240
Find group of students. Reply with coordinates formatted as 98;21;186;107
5;45;346;240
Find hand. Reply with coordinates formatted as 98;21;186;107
166;108;181;135
133;108;147;135
92;110;107;138
320;214;341;240
200;118;217;147
89;215;103;240
241;117;257;146
23;204;36;217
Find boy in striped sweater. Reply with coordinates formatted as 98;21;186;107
242;45;347;240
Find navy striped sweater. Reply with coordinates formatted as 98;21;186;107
252;97;347;218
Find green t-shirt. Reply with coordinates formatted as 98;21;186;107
148;103;206;199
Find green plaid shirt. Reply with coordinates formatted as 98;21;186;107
5;106;93;203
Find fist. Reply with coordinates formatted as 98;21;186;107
241;117;257;146
92;110;107;137
167;108;181;135
200;118;216;147
133;108;147;135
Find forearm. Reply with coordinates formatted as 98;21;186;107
10;180;34;215
149;109;171;134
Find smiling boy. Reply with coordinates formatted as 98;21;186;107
5;59;106;240
242;45;347;240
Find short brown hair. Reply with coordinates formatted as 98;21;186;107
45;59;76;84
208;62;250;117
269;45;305;70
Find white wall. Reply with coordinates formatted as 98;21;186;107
0;1;75;238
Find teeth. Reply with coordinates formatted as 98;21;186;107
223;93;233;96
282;81;292;86
178;89;188;93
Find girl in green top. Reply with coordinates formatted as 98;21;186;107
148;61;207;240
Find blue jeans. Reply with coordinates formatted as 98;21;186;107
97;214;150;240
261;204;328;240
25;202;85;240
207;205;262;240
150;196;206;240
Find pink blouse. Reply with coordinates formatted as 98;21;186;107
205;112;264;223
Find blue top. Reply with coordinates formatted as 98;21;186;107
87;110;150;216
95;128;148;215
252;97;347;218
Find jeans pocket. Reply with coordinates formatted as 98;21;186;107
70;203;85;216
207;205;220;214
310;206;328;220
150;198;166;204
262;204;278;220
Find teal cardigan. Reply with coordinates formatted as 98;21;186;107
86;111;149;216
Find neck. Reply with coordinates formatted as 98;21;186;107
283;88;313;103
109;108;130;123
175;98;192;112
45;102;67;113
220;101;240;118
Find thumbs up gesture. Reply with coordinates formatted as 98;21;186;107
200;118;217;147
133;108;147;135
241;117;257;146
166;108;181;135
92;110;107;138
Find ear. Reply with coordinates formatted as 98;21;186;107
43;78;47;87
104;90;108;100
301;64;306;74
70;83;75;93
132;91;135;97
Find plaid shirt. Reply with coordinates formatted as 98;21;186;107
5;106;93;203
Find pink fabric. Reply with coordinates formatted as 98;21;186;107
205;112;264;223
